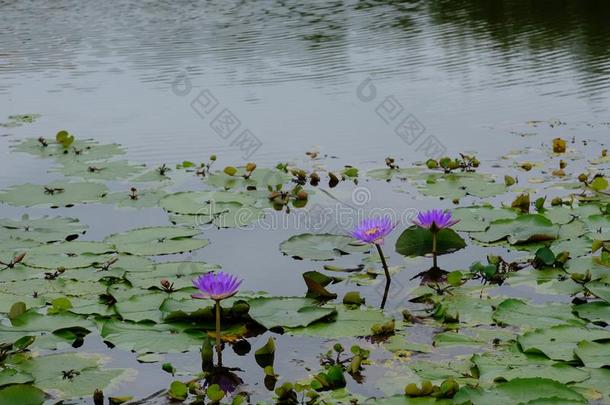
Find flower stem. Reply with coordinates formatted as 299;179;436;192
375;243;391;309
214;299;222;367
432;232;438;269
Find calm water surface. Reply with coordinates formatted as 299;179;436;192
1;0;610;402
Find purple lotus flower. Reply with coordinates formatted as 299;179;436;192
412;209;459;231
351;217;395;245
192;272;242;301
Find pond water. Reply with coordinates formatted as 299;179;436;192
1;1;610;404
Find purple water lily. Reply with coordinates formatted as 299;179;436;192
351;217;395;309
192;271;242;367
413;209;459;231
192;272;242;301
412;209;459;270
351;217;395;245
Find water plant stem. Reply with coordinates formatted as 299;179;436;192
375;243;391;309
215;299;222;367
432;232;438;269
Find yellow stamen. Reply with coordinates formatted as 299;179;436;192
364;227;380;236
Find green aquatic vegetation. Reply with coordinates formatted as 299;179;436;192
104;226;208;255
23;240;115;269
1;134;610;402
247;297;336;330
161;189;266;228
0;181;108;208
454;377;587;404
0;114;41;128
470;214;559;244
279;233;369;261
11;137;125;162
56;159;145;181
0;215;86;243
207;166;291;190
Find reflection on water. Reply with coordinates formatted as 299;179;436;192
1;0;610;163
2;0;610;166
2;0;610;95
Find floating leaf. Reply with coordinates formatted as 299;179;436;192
104;188;168;209
452;206;518;232
454;378;586;405
248;297;336;329
0;384;45;405
207;168;291;190
24;241;115;269
104;226;208;256
100;320;203;354
575;341;610;368
518;324;610;361
0;181;108;208
56;159;145;181
11;138;125;161
471;345;589;385
279;234;369;261
0;215;86;243
493;299;583;329
418;173;507;199
289;305;391;338
470;214;559;245
12;352;130;399
395;226;466;257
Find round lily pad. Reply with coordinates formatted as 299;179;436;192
104;226;208;255
279;233;369;261
0;181;108;208
0;215;86;243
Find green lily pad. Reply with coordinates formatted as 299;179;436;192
452;206;518;232
0;384;45;405
114;292;168;323
0;310;93;347
12;352;130;399
573;301;610;324
289;305;391;338
104;226;208;256
470;214;559;245
279;233;369;261
127;261;219;290
0;279;106;303
0;215;86;243
169;204;265;229
23;241;116;269
518;324;610;361
247;297;336;329
575;340;610;368
493;299;584;329
366;167;424;181
100;320;204;354
586;281;610;303
56;159;145;180
0;181;108;208
395;226;466;257
582;214;610;240
160;191;258;215
206;168;291;190
0;368;34;388
11;138;125;161
418;173;507;199
454;377;586;405
1;114;41;128
104;188;168;209
471;345;589;385
566;257;609;282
